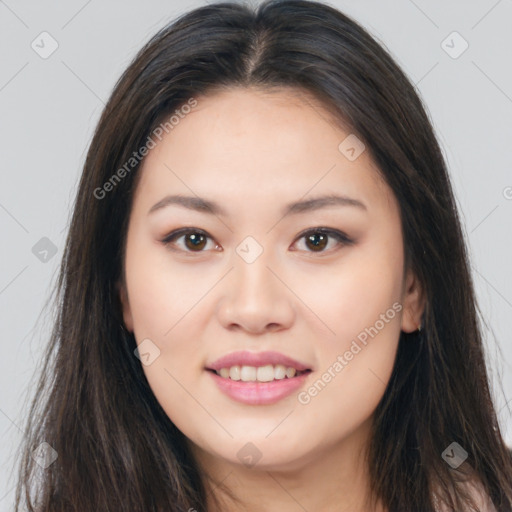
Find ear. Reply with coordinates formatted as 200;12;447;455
400;268;425;333
117;280;134;333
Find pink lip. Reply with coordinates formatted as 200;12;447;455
206;350;311;372
206;370;311;405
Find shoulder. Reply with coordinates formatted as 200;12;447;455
434;476;497;512
465;479;497;512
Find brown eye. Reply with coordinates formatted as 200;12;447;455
162;227;352;256
305;232;328;251
162;228;218;253
183;232;207;251
292;228;353;254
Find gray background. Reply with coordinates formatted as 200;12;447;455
1;0;511;507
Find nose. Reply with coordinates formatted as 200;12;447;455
215;252;296;335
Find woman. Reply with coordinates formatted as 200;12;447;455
14;0;512;510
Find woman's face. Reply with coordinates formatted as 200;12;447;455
119;87;423;472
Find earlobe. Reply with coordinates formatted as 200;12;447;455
117;281;134;332
400;269;425;333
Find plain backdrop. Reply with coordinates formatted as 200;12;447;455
0;0;511;508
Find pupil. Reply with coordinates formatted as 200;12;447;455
307;233;327;251
186;233;206;251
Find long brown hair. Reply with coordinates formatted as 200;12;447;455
14;1;512;510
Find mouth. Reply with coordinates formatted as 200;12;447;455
205;366;313;405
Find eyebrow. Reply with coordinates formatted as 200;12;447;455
148;193;367;217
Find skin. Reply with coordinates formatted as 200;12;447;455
119;86;425;512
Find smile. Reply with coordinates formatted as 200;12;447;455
206;367;312;405
213;364;310;382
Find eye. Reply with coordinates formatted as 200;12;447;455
161;227;353;255
161;228;220;253
291;228;353;254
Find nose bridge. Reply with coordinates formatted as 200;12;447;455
233;235;278;298
214;233;296;333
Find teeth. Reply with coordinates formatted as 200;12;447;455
274;364;287;380
240;366;257;381
285;367;297;378
256;365;274;382
215;364;303;382
229;366;241;380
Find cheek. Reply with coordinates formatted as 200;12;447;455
125;232;209;340
296;299;401;447
127;266;210;428
297;244;403;345
124;240;211;409
295;241;403;416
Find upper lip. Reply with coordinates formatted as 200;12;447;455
206;350;312;372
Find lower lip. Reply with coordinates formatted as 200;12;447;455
206;370;311;405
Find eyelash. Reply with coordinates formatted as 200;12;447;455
161;227;354;256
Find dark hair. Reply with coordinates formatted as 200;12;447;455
15;0;512;510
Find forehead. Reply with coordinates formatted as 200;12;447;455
133;87;393;217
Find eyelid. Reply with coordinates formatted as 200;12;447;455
161;227;219;253
292;227;352;246
161;227;354;254
290;227;353;254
